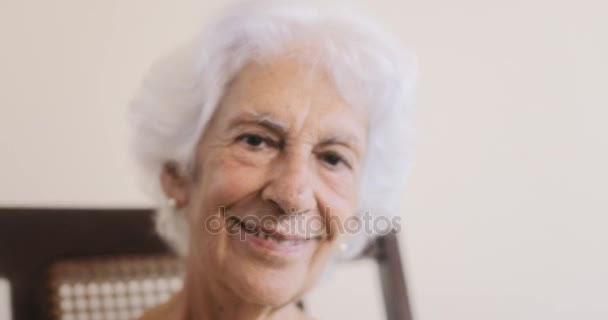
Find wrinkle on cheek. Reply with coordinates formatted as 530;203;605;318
228;151;266;168
327;205;355;235
319;172;357;202
202;154;266;207
315;183;359;239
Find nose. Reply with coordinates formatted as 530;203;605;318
261;152;315;215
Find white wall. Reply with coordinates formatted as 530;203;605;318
1;0;606;319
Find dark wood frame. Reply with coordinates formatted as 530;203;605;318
0;208;412;320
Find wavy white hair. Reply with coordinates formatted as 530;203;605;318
129;0;417;259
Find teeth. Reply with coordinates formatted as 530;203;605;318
239;223;301;245
255;232;292;244
235;219;306;246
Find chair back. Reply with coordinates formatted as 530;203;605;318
0;208;413;320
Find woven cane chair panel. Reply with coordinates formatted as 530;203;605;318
48;256;184;320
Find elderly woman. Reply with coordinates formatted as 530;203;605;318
130;0;416;319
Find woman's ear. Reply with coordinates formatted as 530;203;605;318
160;162;190;209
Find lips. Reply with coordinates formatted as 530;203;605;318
225;215;324;246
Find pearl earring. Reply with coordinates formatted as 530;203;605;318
339;243;348;252
167;198;177;208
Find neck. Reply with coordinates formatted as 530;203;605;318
172;266;306;320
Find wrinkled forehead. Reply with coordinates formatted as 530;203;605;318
216;56;369;142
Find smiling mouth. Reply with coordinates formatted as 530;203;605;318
225;215;325;245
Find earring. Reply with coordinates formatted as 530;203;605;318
339;243;348;252
167;198;177;208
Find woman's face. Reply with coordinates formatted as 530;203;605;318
168;57;367;306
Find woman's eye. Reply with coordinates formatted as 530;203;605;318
244;134;264;146
320;152;349;169
237;134;275;149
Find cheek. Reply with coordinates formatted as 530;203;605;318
314;191;358;241
318;174;359;214
316;174;361;241
197;152;269;210
318;166;361;208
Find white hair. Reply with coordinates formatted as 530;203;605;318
129;0;417;259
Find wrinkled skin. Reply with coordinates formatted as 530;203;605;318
155;56;368;320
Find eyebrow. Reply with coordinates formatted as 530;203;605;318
228;111;288;137
319;134;363;157
227;110;364;155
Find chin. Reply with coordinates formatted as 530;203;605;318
226;265;308;306
216;232;330;307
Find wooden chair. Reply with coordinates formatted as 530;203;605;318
0;208;413;320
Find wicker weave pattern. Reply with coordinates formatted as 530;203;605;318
48;256;184;320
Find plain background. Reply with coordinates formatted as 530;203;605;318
1;0;606;319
